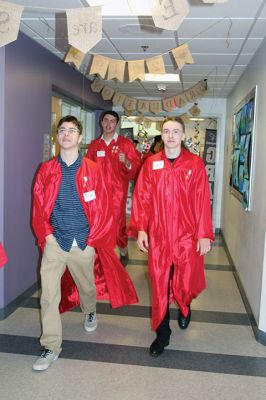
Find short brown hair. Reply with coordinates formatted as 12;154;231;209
57;115;83;135
162;116;185;133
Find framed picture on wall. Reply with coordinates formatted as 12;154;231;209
230;86;257;211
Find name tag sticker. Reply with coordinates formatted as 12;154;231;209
97;150;105;157
83;190;96;202
152;160;164;170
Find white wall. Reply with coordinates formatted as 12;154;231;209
222;38;266;330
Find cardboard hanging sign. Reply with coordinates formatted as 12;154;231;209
171;44;194;71
145;55;166;75
66;6;102;54
88;54;109;79
64;46;86;69
0;0;24;47
107;59;126;82
112;92;126;107
151;0;189;31
90;77;105;93
127;60;145;82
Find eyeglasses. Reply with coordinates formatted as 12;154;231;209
57;128;79;135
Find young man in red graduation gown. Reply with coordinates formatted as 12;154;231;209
86;111;141;263
32;115;138;371
128;117;214;357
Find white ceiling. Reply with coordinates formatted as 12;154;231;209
12;0;266;99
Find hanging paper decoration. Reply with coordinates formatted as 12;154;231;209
66;6;102;54
189;103;201;117
180;113;191;124
145;55;166;75
171;44;194;71
101;85;115;100
0;0;24;48
151;0;189;31
107;59;126;82
127;60;145;82
88;54;110;78
64;46;86;69
91;78;207;113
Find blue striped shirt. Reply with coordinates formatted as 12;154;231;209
50;153;89;252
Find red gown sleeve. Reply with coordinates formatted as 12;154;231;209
127;159;152;238
0;242;8;268
193;159;214;241
32;164;54;249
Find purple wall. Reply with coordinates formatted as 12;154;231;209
0;47;5;306
0;32;111;310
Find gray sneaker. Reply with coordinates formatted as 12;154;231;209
32;349;58;372
84;311;98;332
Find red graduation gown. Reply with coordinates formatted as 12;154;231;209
128;149;214;330
86;135;141;249
32;156;138;311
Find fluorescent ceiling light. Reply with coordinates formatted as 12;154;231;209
190;118;205;121
144;74;180;82
86;0;154;15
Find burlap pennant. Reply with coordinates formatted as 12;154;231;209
0;0;24;47
180;113;191;123
66;6;102;53
88;54;110;79
189;104;201;117
101;85;115;100
150;100;163;114
107;59;126;82
90;77;105;93
174;94;187;108
128;60;145;82
123;96;137;111
145;55;166;75
151;0;189;31
163;97;176;112
64;46;86;69
171;44;194;71
112;92;126;107
137;100;150;114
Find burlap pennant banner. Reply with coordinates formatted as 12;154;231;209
151;0;189;31
88;54;109;79
64;46;86;69
171;44;194;71
146;55;166;75
91;78;207;113
0;0;24;47
66;6;102;54
107;59;126;82
189;104;201;117
128;60;145;82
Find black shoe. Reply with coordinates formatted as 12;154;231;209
120;253;129;267
178;305;191;330
149;337;169;357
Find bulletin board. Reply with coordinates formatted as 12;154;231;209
230;87;257;211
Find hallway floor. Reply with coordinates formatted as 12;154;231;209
1;234;266;399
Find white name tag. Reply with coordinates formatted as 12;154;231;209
97;150;105;157
152;160;164;170
83;190;96;202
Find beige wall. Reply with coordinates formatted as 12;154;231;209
222;38;266;331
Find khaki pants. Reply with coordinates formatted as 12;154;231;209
40;240;95;354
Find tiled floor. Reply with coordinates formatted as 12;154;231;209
1;234;266;400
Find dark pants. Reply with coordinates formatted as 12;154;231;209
155;265;174;343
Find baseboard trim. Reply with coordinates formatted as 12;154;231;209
0;281;40;320
221;230;266;346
